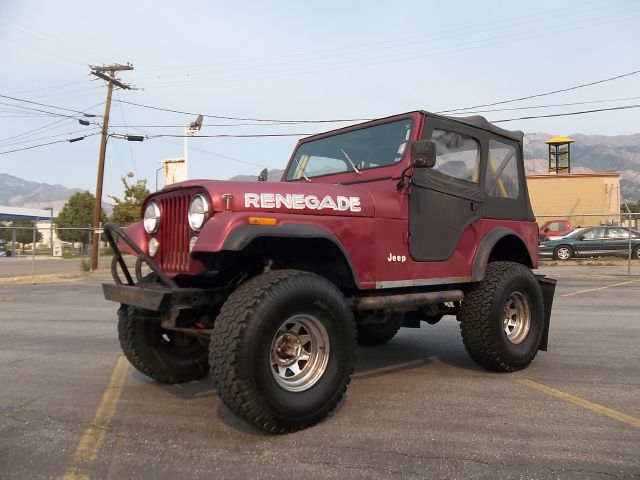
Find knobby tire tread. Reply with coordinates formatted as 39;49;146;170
459;261;540;372
210;269;355;434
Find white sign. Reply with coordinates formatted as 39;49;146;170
244;193;361;212
53;243;63;257
164;159;186;185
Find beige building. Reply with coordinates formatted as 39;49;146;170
526;172;621;227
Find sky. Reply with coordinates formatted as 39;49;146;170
1;0;639;202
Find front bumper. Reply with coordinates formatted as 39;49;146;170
102;223;222;312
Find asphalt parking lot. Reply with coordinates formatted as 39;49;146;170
0;267;638;479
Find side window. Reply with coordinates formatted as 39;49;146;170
486;140;519;198
583;228;605;240
431;129;480;183
549;222;563;231
607;227;629;238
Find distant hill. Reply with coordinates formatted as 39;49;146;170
0;173;112;214
523;133;640;201
2;131;639;210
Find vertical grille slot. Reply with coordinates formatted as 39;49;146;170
156;191;192;273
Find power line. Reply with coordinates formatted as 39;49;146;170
0;133;100;155
0;101;88;120
113;133;313;139
0;128;102;148
492;104;640;123
447;96;640;115
0;101;105;145
437;70;640;114
139;6;640;89
0;94;103;116
115;90;138;177
115;99;369;123
106;95;640;128
137;0;634;86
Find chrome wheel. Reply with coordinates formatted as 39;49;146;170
502;292;531;345
270;314;330;392
555;246;572;260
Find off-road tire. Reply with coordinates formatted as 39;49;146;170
459;261;545;372
210;269;356;434
356;313;403;346
118;306;210;384
553;244;574;260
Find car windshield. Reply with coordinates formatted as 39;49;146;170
286;119;413;181
564;228;590;239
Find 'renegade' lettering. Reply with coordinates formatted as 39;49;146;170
244;193;361;212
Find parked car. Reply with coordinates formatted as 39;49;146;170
538;218;572;241
546;227;586;241
539;226;640;260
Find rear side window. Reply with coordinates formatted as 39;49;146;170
486;140;519;199
431;129;480;183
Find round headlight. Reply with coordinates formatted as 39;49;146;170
144;202;160;234
148;237;159;257
188;194;209;231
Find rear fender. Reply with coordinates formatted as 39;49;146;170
472;228;533;281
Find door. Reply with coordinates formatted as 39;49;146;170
574;227;606;257
409;124;483;261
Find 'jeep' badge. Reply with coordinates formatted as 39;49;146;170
245;193;361;212
387;253;407;262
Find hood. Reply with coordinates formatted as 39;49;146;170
150;179;377;217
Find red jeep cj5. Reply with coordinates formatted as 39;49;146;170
103;110;556;433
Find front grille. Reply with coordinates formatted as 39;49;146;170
156;191;192;272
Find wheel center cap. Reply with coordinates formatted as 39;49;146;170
274;333;302;365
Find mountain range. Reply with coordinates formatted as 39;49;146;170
2;132;639;210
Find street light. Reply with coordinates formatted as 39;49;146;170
184;114;203;178
155;164;164;191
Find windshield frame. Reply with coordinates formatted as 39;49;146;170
283;112;422;182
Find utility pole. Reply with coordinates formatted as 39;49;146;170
89;63;134;271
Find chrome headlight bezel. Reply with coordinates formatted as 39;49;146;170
188;194;210;231
143;202;161;234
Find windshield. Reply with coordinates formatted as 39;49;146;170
286;119;413;181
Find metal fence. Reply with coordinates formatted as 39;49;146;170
0;224;109;278
1;215;638;279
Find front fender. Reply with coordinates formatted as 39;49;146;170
191;213;358;282
117;222;147;256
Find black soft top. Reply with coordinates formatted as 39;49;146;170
421;111;524;142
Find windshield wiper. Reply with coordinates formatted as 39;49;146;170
340;148;361;175
293;157;311;182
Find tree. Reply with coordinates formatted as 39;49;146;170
624;201;640;213
0;220;42;244
109;172;149;226
56;191;106;244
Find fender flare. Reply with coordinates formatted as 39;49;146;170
221;223;360;288
471;227;532;281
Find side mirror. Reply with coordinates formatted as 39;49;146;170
411;140;436;168
544;227;550;232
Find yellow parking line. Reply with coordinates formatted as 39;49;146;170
518;379;640;428
62;356;129;480
561;279;640;297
